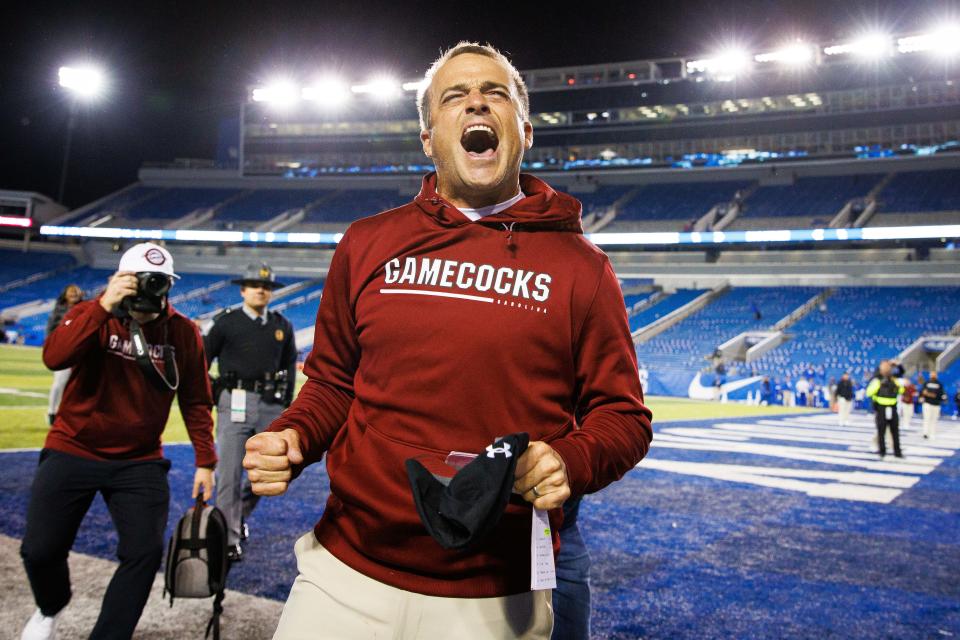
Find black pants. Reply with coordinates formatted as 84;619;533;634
874;404;902;457
20;449;171;640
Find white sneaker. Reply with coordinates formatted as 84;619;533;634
21;609;58;640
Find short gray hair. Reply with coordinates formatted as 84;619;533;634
416;42;530;132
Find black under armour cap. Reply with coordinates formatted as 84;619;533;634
231;263;284;289
406;432;530;551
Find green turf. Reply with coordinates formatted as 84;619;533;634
645;395;817;422
0;344;817;450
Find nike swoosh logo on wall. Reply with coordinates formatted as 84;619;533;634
688;372;764;400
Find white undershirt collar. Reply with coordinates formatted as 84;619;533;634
457;191;525;222
242;304;267;324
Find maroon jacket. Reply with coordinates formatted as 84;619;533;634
42;298;217;468
269;172;652;597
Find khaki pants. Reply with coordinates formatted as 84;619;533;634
837;397;853;426
922;403;941;439
899;401;914;430
273;533;554;640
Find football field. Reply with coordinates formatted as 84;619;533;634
2;343;958;638
0;343;813;449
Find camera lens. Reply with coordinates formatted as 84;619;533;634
141;273;171;297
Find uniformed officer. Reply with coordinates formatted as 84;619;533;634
866;360;904;459
204;263;297;561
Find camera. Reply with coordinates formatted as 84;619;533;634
122;272;172;313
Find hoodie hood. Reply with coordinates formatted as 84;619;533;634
415;172;583;234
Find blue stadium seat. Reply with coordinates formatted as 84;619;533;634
216;189;332;222
741;175;881;218
617;181;751;221
125;188;241;220
629;289;707;332
750;287;960;393
877;169;960;213
636;287;821;396
303;190;408;223
0;249;77;289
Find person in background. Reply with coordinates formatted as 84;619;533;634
44;285;83;426
899;376;916;432
783;376;795;407
795;377;811;407
836;373;855;427
204;263;297;562
921;371;946;440
866;360;903;459
952;385;960;420
760;376;773;406
20;243;215;640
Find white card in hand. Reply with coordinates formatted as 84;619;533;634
530;507;556;591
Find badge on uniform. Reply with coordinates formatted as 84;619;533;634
275;329;284;342
230;389;247;423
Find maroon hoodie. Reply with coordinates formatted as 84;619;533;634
270;172;652;597
42;298;217;468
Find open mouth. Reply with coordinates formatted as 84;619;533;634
460;124;499;159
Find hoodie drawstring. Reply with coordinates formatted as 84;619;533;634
503;221;517;247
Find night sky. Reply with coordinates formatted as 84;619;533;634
0;0;951;208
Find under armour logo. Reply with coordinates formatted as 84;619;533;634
486;442;512;459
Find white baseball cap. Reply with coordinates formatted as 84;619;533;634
117;242;179;278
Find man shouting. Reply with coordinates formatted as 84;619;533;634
244;42;653;639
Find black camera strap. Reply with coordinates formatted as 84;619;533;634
129;317;180;392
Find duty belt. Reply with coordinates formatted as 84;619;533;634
232;378;268;392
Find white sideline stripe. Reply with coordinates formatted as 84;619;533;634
653;437;939;473
641;415;960;502
642;459;906;503
0;387;47;398
379;288;494;303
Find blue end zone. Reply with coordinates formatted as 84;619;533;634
1;412;958;639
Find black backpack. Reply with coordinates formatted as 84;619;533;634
164;496;230;639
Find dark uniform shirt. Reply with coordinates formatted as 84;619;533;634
836;378;854;401
923;380;945;406
204;307;297;405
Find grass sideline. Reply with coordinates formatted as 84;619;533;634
0;344;815;449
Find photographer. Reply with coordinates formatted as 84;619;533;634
20;242;216;640
203;263;296;561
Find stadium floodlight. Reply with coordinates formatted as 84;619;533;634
402;80;427;92
754;43;814;65
898;25;960;56
58;65;107;100
301;78;351;108
824;32;892;58
250;81;301;108
687;48;751;79
351;76;399;100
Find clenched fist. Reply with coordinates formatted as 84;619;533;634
243;429;304;496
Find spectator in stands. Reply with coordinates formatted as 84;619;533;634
920;371;946;440
203;263;297;562
899;376;917;431
866;360;904;458
20;243;215;640
836;373;855;427
241;42;652;639
44;284;84;426
760;376;773;406
953;385;960;421
795;377;811;407
783;376;796;406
